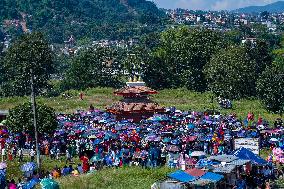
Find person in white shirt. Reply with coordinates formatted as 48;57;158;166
1;147;6;161
18;148;23;162
30;149;35;162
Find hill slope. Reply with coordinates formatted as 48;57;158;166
0;0;166;43
234;1;284;13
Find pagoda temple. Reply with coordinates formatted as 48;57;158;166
106;79;165;122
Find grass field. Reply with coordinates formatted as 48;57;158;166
55;166;173;189
0;87;282;123
6;156;173;189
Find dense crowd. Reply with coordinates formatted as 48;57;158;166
0;106;284;188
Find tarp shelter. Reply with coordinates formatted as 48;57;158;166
213;164;236;174
168;170;195;183
232;147;267;165
151;179;187;189
209;155;238;163
201;172;224;183
185;168;206;177
228;159;250;166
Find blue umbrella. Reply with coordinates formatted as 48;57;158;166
21;162;37;172
163;138;171;143
171;139;180;145
188;124;195;129
23;178;40;189
93;139;102;145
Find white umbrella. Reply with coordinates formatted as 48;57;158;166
270;138;279;142
0;162;7;170
191;151;206;157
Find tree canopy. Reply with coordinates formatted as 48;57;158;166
6;102;57;134
62;47;124;90
143;27;226;91
256;64;284;113
0;32;54;96
204;46;257;99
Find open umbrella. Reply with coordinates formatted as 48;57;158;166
166;145;180;152
88;135;97;139
0;162;7;170
23;178;40;189
270;138;279;142
171;139;180;145
21;162;37;172
191;151;206;157
40;178;59;189
163;137;171;143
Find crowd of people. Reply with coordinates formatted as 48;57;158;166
0;106;284;188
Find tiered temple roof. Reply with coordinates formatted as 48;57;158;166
106;81;164;121
114;86;158;97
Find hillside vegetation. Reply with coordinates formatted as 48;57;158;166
235;1;284;13
0;0;166;43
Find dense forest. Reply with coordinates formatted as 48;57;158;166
0;0;166;43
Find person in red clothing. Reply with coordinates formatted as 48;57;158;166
79;92;84;100
80;154;90;173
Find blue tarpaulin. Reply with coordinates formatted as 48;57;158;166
201;172;224;182
232;147;267;165
168;170;195;183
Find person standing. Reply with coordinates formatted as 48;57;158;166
80;154;90;173
30;149;35;162
1;146;6;162
18;148;23;162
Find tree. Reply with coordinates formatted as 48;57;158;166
143;27;226;91
62;47;123;90
256;64;284;113
244;39;273;75
204;46;257;99
1;32;54;96
6;102;57;134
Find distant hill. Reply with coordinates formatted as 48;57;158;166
234;1;284;13
0;0;166;43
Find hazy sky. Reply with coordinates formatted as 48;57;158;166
152;0;280;10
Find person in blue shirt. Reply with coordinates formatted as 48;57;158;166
77;164;83;174
234;176;247;189
61;165;70;176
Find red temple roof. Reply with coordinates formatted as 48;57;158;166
106;101;164;114
114;86;158;97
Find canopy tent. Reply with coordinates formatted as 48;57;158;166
168;170;195;183
232;147;267;165
228;159;251;166
200;172;224;182
209;155;238;163
213;164;236;174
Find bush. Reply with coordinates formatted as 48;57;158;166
256;64;284;113
6;102;58;134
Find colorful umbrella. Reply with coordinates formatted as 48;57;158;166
166;145;180;152
40;178;59;189
0;162;7;170
21;162;37;172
